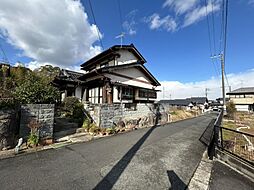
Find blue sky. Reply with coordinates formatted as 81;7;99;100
81;0;254;82
0;0;254;99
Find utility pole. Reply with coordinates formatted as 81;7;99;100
211;54;226;111
221;54;226;111
228;85;231;92
205;88;210;98
163;87;165;99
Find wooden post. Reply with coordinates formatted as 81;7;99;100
102;85;107;103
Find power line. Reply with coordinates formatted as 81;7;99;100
223;0;229;61
219;0;225;53
116;0;124;32
204;0;220;78
211;0;217;55
210;0;223;79
88;0;104;50
0;43;9;63
222;0;230;89
204;0;212;54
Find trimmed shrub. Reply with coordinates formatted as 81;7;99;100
62;97;80;113
62;97;85;124
72;103;85;124
226;101;236;119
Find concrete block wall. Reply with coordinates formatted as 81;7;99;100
20;104;54;140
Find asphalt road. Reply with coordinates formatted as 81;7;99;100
0;113;217;190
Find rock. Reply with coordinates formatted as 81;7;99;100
0;137;7;150
0;123;8;134
117;120;125;128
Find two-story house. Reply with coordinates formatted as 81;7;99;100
227;87;254;112
80;44;160;104
54;44;160;105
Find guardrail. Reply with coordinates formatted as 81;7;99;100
218;126;254;165
207;110;254;165
206;110;223;159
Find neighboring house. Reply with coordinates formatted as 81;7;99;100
159;99;194;110
226;87;254;112
216;97;229;105
209;100;222;108
53;44;160;105
187;97;209;109
159;97;208;111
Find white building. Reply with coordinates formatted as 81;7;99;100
227;87;254;112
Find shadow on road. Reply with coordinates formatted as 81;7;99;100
167;170;187;190
93;106;161;190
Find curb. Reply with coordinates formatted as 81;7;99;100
188;150;213;190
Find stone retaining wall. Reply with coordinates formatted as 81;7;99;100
86;103;168;128
0;109;19;150
20;104;54;140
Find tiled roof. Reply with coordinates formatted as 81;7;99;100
57;69;83;82
187;97;208;104
80;44;146;70
226;87;254;95
159;97;208;106
79;62;160;86
159;99;192;106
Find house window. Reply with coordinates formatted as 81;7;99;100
138;89;147;98
88;87;102;104
138;89;157;99
148;90;157;99
118;86;133;100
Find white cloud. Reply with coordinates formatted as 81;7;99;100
146;0;221;32
163;0;198;15
145;13;177;32
157;69;254;100
0;0;102;70
123;10;138;35
183;1;220;27
249;0;254;5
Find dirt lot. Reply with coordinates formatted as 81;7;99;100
222;112;254;163
223;112;254;135
168;108;201;122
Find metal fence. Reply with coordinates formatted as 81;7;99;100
207;110;254;165
219;126;254;165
